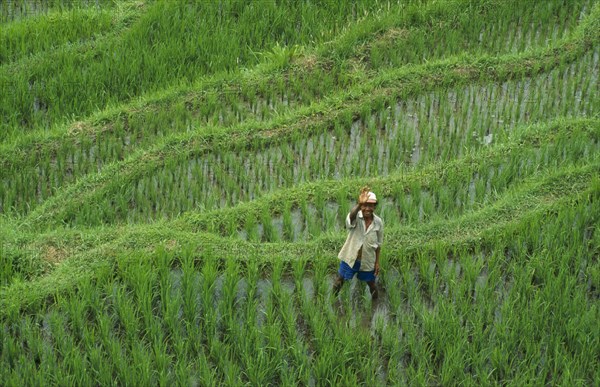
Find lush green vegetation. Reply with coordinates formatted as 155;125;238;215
1;0;599;385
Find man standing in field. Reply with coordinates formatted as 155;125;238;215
333;187;383;299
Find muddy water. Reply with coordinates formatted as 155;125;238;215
3;0;51;21
25;251;515;380
165;268;394;333
236;169;488;241
7;48;598;221
169;51;598;210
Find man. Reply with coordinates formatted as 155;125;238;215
333;187;383;299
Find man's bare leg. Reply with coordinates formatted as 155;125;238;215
367;280;378;300
333;274;345;296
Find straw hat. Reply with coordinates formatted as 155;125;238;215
365;191;377;203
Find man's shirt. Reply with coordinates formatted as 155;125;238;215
337;210;384;271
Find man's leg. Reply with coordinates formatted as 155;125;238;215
333;274;345;296
367;280;378;299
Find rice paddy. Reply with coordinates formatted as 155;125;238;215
1;0;599;385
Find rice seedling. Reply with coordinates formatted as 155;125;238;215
20;46;597;226
1;0;599;385
1;0;403;140
4;191;600;383
1;0;596;212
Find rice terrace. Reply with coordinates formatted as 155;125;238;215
1;0;599;385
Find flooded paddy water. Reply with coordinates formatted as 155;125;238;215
80;50;600;221
1;48;598;219
5;190;597;384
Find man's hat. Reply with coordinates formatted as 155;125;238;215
365;191;377;203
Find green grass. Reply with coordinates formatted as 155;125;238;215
0;0;399;140
0;0;116;23
1;0;594;168
1;187;598;384
12;28;595;229
0;7;114;64
1;0;599;385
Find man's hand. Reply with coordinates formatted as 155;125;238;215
374;262;380;276
358;186;371;204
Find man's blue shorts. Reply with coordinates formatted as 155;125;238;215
338;260;376;282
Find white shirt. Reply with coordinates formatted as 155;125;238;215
337;210;384;271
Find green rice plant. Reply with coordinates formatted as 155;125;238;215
113;283;139;342
128;340;152;386
7;23;596;224
238;323;274;384
213;340;242;385
260;207;277;243
163;289;182;348
3;181;600;383
240;269;259;340
279;283;310;381
200;253;219;341
187;351;216;386
291;256;307;301
180;247;199;326
90;306;117;380
127;263;157;337
313;255;331;303
80;341;104;385
220;257;239;333
263;313;287;383
1;0;117;22
102;337;128;385
244;213;260;243
151;334;174;385
281;202;295;241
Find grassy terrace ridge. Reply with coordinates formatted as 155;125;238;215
0;0;594;158
1;160;597;313
6;56;599;221
1;1;599;384
1;116;597;312
0;3;592;164
16;20;600;230
3;116;597;292
178;117;599;235
2;49;597;218
0;0;400;139
0;1;144;69
4;116;598;281
1;3;596;219
0;6;118;64
6;117;598;264
0;0;116;23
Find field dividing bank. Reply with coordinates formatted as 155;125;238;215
0;178;598;385
2;118;598;310
3;46;597;220
1;163;597;313
83;51;599;225
0;0;595;174
320;0;593;66
0;3;130;65
13;22;600;229
0;0;403;140
178;118;599;241
0;0;116;23
4;116;598;291
2;116;598;285
2;0;590;140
